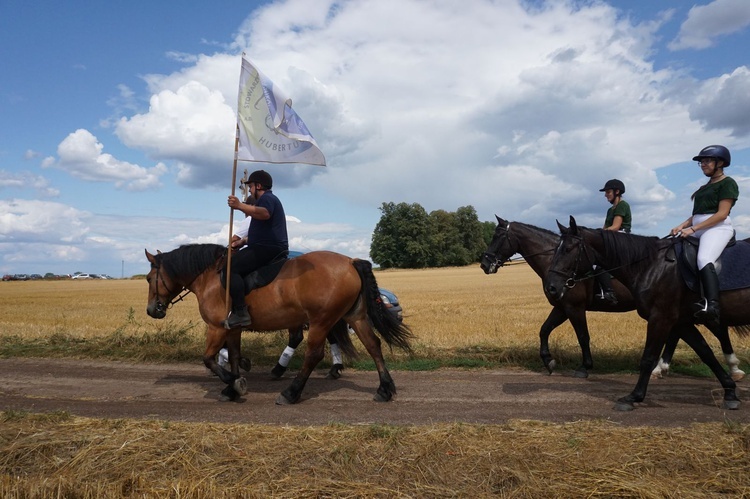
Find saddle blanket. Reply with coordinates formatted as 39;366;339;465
676;239;750;292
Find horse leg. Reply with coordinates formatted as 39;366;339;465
271;327;305;379
615;319;671;411
326;334;344;380
538;306;568;374
202;325;243;402
565;306;594;378
652;328;680;379
348;318;396;402
276;325;328;405
680;324;740;409
712;326;745;381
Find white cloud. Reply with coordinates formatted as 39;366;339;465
47;129;167;191
115;80;237;188
690;66;750;137
0;170;59;197
669;0;750;50
91;0;750;235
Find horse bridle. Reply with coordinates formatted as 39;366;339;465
151;259;191;314
548;233;598;290
483;222;557;271
482;223;515;272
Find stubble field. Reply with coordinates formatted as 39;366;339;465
2;264;750;497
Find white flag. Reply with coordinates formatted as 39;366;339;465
236;57;326;166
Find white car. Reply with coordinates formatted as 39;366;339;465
71;273;94;279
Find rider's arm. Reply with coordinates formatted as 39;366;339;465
605;216;623;231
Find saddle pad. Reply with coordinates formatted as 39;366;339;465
676;239;750;292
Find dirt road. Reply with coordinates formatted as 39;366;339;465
1;358;748;427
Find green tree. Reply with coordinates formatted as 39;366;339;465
455;206;487;263
481;220;496;248
428;209;469;266
370;202;433;268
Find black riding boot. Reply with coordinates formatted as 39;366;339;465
595;271;618;305
224;274;252;329
694;263;720;327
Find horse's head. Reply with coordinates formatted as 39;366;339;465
145;249;183;319
544;216;598;301
480;215;519;274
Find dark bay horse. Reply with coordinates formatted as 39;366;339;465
480;216;743;380
543;217;749;411
145;244;412;404
481;216;633;377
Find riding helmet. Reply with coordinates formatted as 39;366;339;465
599;179;625;195
692;145;731;167
248;169;273;188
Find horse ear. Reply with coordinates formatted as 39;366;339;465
145;249;156;263
569;216;578;234
556;219;568;234
495;214;502;224
157;250;163;255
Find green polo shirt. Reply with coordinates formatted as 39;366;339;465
604;199;632;232
692;177;739;215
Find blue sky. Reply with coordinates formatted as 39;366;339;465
2;0;750;277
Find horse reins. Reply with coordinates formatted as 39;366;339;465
484;222;557;268
153;259;192;311
557;232;676;289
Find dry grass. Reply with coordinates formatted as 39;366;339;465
2;266;750;497
1;413;749;498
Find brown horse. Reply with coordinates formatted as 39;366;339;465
145;244;412;404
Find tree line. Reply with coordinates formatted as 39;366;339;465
370;202;495;269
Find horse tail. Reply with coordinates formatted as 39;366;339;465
328;319;358;359
730;325;750;338
352;259;413;353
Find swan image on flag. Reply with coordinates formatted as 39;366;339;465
236;56;326;166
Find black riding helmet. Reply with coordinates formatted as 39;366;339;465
247;169;273;189
599;179;625;195
692;145;731;167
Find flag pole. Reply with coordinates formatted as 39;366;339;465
225;123;241;317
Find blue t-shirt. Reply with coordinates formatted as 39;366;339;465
247;190;288;249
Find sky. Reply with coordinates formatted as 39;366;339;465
2;0;750;277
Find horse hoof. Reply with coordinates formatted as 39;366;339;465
731;371;745;382
275;393;295;405
573;368;588;379
239;357;251;372
326;364;343;379
373;392;391;402
723;399;741;410
270;365;286;379
545;359;556;374
613;401;635;412
233;377;247;396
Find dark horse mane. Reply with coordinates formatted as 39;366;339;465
158;244;226;283
598;230;661;274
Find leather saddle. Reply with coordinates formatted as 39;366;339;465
674;234;750;292
220;251;290;295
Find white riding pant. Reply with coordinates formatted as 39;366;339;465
692;214;734;270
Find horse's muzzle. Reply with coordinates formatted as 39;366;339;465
544;282;566;301
480;254;500;274
147;300;167;319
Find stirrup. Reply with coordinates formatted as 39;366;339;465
224;310;252;329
